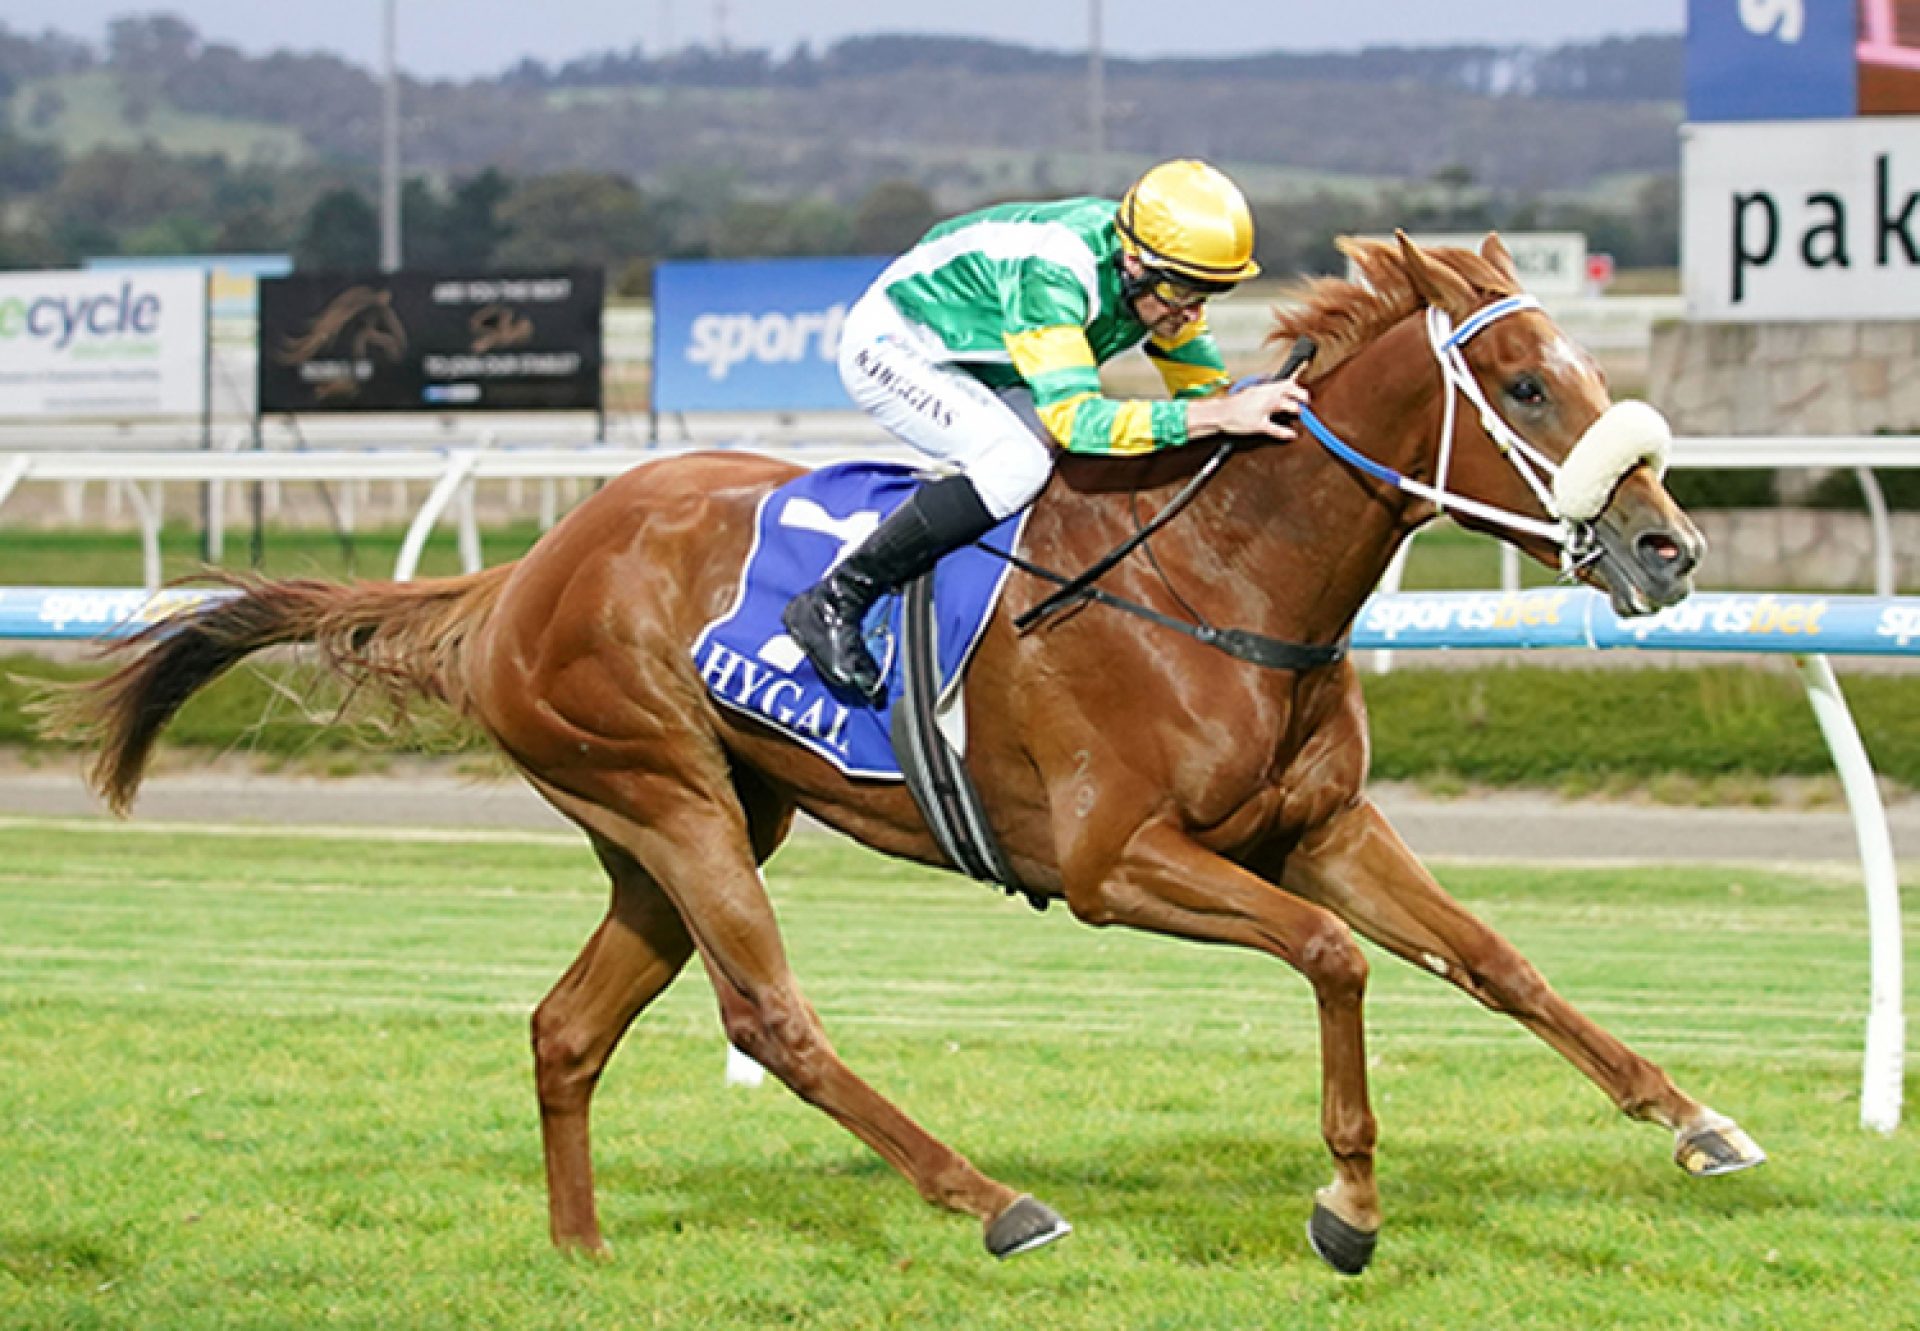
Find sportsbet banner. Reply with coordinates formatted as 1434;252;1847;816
652;257;888;412
0;269;207;419
10;584;1918;655
1351;588;1920;655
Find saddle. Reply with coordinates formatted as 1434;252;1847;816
693;462;1039;907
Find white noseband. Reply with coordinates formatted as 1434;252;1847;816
1550;400;1673;522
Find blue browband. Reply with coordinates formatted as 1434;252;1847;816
1444;294;1537;349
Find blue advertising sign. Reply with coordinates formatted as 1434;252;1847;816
13;583;1920;660
1349;589;1920;656
0;587;237;640
652;257;888;413
1687;0;1859;121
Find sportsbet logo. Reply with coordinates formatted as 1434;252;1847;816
0;280;164;350
32;587;219;634
1361;590;1863;646
686;304;849;381
1363;590;1574;641
1878;605;1920;647
1623;593;1829;640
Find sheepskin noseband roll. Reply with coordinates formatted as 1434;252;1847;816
1551;400;1673;523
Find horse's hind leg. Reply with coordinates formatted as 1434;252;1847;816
693;943;1064;1257
543;773;1058;1258
530;830;696;1252
1279;799;1765;1176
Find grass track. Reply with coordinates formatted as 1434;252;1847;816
1;825;1915;1329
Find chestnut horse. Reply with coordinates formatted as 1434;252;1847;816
53;235;1765;1273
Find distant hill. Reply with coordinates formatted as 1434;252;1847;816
1;18;1682;204
5;69;304;163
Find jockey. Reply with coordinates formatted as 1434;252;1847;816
783;158;1309;702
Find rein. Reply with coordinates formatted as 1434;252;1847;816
1000;336;1345;671
1013;336;1321;633
1292;296;1568;545
1011;438;1238;632
1291;294;1615;577
994;290;1649;666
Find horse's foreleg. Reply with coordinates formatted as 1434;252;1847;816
1063;820;1381;1274
1279;799;1765;1175
530;833;696;1253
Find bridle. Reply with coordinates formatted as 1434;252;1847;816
1296;293;1671;577
1001;290;1673;669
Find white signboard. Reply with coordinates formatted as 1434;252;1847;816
1352;232;1589;298
1683;119;1920;322
0;269;208;419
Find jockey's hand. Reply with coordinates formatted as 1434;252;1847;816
1189;377;1309;444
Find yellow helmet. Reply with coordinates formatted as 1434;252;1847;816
1117;159;1260;289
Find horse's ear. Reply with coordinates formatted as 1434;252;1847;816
1480;232;1523;288
1337;235;1398;294
1395;229;1474;317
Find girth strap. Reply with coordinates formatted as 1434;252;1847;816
889;572;1047;911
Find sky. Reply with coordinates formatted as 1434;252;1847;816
4;1;1686;81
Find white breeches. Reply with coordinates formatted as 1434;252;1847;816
837;290;1056;522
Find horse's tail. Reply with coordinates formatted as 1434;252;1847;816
40;567;516;815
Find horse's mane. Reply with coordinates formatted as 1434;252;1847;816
1266;235;1522;380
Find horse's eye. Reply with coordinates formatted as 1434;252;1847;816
1508;374;1546;407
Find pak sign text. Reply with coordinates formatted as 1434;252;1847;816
1732;154;1920;302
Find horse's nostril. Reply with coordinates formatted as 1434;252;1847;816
1638;531;1695;578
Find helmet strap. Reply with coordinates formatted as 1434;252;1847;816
1118;253;1158;310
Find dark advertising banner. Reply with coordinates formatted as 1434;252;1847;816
257;270;602;413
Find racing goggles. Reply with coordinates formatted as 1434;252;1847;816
1139;266;1238;311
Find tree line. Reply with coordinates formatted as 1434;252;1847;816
0;131;965;287
510;32;1682;104
0;128;1681;286
0;15;1684;282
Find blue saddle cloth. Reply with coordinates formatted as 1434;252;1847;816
692;462;1025;780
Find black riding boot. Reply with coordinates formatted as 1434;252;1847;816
782;473;997;701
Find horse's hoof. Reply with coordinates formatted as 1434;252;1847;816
1306;1203;1377;1276
552;1235;612;1261
1675;1115;1767;1177
984;1194;1072;1259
